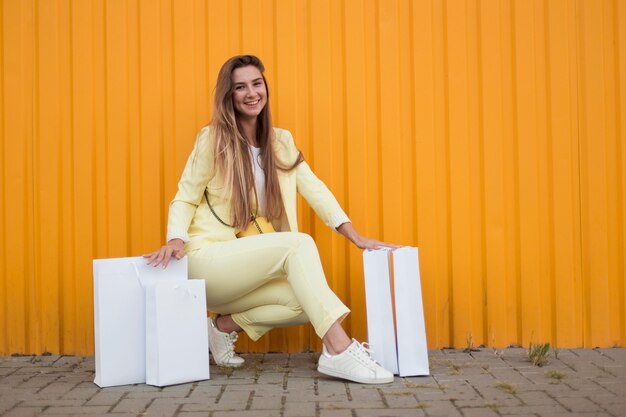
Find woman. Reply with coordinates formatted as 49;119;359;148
146;55;396;384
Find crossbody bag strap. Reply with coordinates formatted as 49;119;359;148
204;189;259;228
204;189;234;228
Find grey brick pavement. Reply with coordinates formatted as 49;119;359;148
1;348;625;417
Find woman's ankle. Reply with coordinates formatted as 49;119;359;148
214;315;225;332
324;339;352;356
322;320;352;355
215;314;242;333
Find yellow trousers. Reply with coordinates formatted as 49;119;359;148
187;232;351;341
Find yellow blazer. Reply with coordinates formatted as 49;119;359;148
167;126;350;252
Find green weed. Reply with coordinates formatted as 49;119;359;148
528;341;551;367
494;381;517;395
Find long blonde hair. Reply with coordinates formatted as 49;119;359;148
211;55;303;230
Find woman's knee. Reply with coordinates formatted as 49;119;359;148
285;232;317;252
278;231;313;243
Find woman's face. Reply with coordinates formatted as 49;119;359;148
231;65;267;120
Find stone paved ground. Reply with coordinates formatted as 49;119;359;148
1;348;625;417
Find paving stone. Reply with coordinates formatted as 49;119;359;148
12;399;83;407
0;349;625;416
414;390;447;401
454;399;500;408
84;391;125;406
60;386;99;400
588;393;626;405
213;411;281;417
142;397;182;417
488;368;533;385
215;376;257;385
383;393;420;408
317;401;355;410
0;368;17;376
179;401;218;413
40;405;111;414
256;372;285;385
110;397;151;413
519;380;573;393
564;377;611;392
602;404;626;416
285;376;315;389
356;410;427;417
37;382;77;396
81;414;138;417
515;390;557;405
421;399;463;416
221;383;258;392
320;401;387;410
3;407;46;417
250;393;283;409
460;407;500;417
50;356;81;367
16;368;67;377
474;386;523;402
554;396;603;413
596;348;626;361
318;410;353;417
127;388;195;399
460;373;499;385
1;357;35;365
186;390;249;411
17;376;59;389
598;382;626;396
283;390;323;402
347;387;385;405
539;413;612;417
0;398;21;414
183;385;223;400
282;402;316;416
498;404;568;415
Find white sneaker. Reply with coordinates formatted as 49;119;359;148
208;316;245;367
317;339;394;384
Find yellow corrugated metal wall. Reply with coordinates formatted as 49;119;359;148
1;0;625;355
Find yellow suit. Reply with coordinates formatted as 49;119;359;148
166;126;351;341
167;126;350;251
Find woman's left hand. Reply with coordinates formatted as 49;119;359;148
336;223;401;250
352;235;400;250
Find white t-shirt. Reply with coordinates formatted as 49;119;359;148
249;145;266;216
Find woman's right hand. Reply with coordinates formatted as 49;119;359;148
144;239;185;268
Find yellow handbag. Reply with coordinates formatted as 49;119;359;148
204;190;275;237
236;215;275;237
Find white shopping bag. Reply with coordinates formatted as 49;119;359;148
145;279;210;387
362;249;399;374
362;247;429;377
93;256;187;387
392;247;429;376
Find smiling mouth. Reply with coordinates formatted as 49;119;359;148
245;100;260;106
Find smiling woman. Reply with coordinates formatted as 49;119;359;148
143;55;399;384
231;68;268;125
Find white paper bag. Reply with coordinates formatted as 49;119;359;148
362;247;429;377
362;249;399;374
145;279;210;387
93;256;187;387
392;247;429;376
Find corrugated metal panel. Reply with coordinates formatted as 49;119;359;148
1;0;624;355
